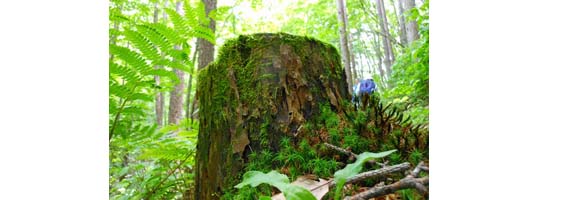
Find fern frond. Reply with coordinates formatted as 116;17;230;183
165;8;191;38
109;8;131;24
110;82;134;99
110;60;144;85
148;23;186;46
122;106;147;118
139;147;190;161
109;97;119;114
191;24;215;45
154;58;190;74
110;44;152;75
110;28;122;39
146;68;180;83
136;24;173;54
127;92;154;102
183;1;200;26
192;1;209;26
124;30;160;62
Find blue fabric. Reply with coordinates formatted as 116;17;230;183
358;79;376;94
352;79;376;104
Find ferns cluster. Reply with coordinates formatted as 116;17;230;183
109;0;213;135
109;0;214;199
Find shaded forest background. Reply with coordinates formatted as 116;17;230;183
109;0;429;199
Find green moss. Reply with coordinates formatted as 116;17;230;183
197;32;354;199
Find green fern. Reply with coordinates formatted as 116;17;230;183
124;29;161;62
110;44;151;75
136;24;173;53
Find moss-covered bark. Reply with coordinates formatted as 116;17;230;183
194;33;350;199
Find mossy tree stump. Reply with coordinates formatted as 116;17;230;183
194;33;350;199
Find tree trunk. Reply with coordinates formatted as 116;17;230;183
349;33;357;80
189;0;217;120
153;2;165;126
185;47;199;123
372;31;386;79
168;1;184;125
376;0;395;85
336;0;354;94
194;33;350;200
197;0;216;71
402;0;419;43
393;0;408;46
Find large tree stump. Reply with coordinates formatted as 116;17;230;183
194;33;350;199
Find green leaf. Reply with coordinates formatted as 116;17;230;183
235;171;289;189
278;184;317;200
124;30;160;62
333;150;397;200
235;171;316;200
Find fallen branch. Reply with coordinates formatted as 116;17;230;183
328;162;410;188
324;142;357;158
345;176;429;200
323;143;388;167
345;161;429;200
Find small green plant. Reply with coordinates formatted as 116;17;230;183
333;150;397;200
235;170;316;200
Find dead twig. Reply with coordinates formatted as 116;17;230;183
345;161;429;200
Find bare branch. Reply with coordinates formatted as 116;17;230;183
345;176;428;200
408;161;424;178
345;162;429;200
329;162;410;188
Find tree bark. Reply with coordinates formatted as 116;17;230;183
393;0;408;46
371;31;386;81
336;0;354;94
402;0;419;44
153;2;165;126
168;1;185;125
189;0;217;121
349;36;357;80
197;0;217;71
376;0;395;85
185;46;199;125
194;33;350;200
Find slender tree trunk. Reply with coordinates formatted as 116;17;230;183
197;0;217;71
350;43;358;80
185;47;199;124
393;0;407;46
190;0;217;120
372;32;385;79
402;0;419;43
168;1;185;125
153;2;165;126
349;31;357;80
336;0;354;94
376;0;395;86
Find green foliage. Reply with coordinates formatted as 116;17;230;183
235;171;316;200
109;0;213;199
109;119;198;200
333;150;397;200
383;0;429;107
